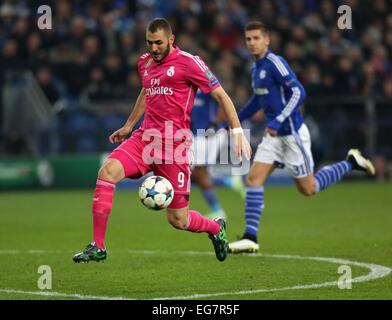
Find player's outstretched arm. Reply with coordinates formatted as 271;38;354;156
209;87;252;161
109;89;146;144
212;105;226;124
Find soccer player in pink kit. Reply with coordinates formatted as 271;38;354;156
73;18;251;263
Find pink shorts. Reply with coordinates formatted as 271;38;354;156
108;130;193;209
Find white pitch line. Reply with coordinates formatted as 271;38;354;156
0;250;390;300
0;288;134;300
153;253;392;300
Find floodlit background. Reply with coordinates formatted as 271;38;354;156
1;0;392;188
0;0;391;301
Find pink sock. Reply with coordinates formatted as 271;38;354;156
184;210;220;236
92;178;115;249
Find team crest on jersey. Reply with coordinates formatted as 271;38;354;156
167;66;175;77
259;70;266;79
145;58;152;69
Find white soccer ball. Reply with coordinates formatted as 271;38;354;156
138;176;174;210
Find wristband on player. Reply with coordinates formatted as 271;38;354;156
231;127;243;135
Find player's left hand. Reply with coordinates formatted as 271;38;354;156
265;119;281;136
264;127;277;137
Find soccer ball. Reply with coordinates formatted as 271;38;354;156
138;176;174;210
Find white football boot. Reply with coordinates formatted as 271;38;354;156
346;149;375;176
228;238;259;253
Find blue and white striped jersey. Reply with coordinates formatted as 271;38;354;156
238;50;306;136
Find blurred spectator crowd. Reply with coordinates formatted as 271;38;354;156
1;0;392;165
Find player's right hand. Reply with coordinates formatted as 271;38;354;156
109;126;132;144
241;132;252;161
233;131;252;162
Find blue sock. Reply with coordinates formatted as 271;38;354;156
244;186;264;237
314;160;353;193
202;189;222;212
210;176;231;187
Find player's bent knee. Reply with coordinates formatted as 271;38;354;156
297;185;315;197
295;176;316;197
246;175;261;186
301;189;315;197
98;159;125;183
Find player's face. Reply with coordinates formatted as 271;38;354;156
146;29;175;62
245;29;270;59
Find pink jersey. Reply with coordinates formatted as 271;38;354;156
136;45;221;141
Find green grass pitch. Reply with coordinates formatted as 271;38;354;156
0;182;391;300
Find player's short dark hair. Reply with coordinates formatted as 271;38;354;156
245;21;270;36
147;18;173;36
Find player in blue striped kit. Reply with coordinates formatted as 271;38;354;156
228;21;376;253
191;89;245;220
